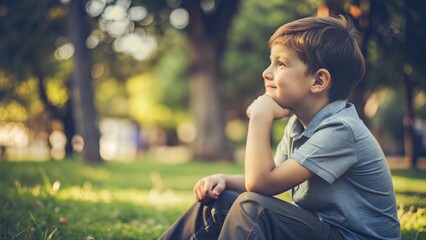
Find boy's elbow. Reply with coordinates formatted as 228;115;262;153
245;179;268;194
245;177;284;195
245;181;255;192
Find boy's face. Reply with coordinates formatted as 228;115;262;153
263;44;315;110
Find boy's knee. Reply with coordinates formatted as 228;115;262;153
236;191;269;204
231;192;269;217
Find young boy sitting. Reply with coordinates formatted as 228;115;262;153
159;15;400;240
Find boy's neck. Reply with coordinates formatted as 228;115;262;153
294;97;330;129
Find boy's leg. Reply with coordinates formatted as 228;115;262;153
158;190;239;240
219;192;344;240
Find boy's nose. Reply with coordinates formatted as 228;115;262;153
262;69;273;81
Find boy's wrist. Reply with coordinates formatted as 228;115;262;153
249;113;274;125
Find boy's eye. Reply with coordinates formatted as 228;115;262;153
277;61;286;67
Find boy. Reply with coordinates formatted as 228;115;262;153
159;15;400;239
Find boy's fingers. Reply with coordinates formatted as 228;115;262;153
205;189;217;199
277;108;292;119
194;176;224;202
194;181;205;202
247;97;261;118
194;191;199;201
202;180;211;196
195;188;204;202
193;186;199;201
212;182;224;197
246;104;252;118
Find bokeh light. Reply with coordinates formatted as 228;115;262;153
113;33;157;61
169;8;189;29
129;6;147;22
177;122;196;143
49;130;66;160
86;0;107;18
54;43;75;60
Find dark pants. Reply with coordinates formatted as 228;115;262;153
158;191;344;240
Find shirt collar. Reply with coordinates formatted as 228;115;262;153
291;100;347;139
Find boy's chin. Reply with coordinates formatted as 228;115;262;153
265;94;293;110
273;99;291;109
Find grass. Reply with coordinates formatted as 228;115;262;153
0;159;425;240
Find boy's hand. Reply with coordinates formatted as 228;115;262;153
246;95;292;120
193;174;225;203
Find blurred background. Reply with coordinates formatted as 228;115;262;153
0;0;425;168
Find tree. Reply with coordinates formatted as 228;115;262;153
364;0;425;168
85;0;242;160
324;0;425;168
181;0;240;160
401;0;425;168
68;0;102;163
0;0;103;162
0;0;77;158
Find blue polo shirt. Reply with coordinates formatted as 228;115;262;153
274;100;401;239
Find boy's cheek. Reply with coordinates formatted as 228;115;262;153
274;92;288;103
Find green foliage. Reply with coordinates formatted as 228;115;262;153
1;0;424;153
364;0;425;90
96;78;129;118
1;160;425;239
154;31;189;114
127;73;174;126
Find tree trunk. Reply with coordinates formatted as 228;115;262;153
63;97;76;157
401;0;420;169
187;38;229;160
182;0;240;161
401;75;416;168
68;0;102;163
35;65;76;158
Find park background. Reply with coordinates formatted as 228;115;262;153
0;0;425;239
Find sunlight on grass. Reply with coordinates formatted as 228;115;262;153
4;170;193;239
13;171;194;209
54;186;194;209
78;165;111;181
1;160;426;239
393;175;426;194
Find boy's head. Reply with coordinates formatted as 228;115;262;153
268;15;365;102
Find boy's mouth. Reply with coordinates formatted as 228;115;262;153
265;85;276;90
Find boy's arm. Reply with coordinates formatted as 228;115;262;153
222;174;246;193
245;96;314;196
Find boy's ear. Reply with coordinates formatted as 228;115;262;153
311;68;331;93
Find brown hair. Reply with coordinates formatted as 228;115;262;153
269;15;365;101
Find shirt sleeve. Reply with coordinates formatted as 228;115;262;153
291;119;357;184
